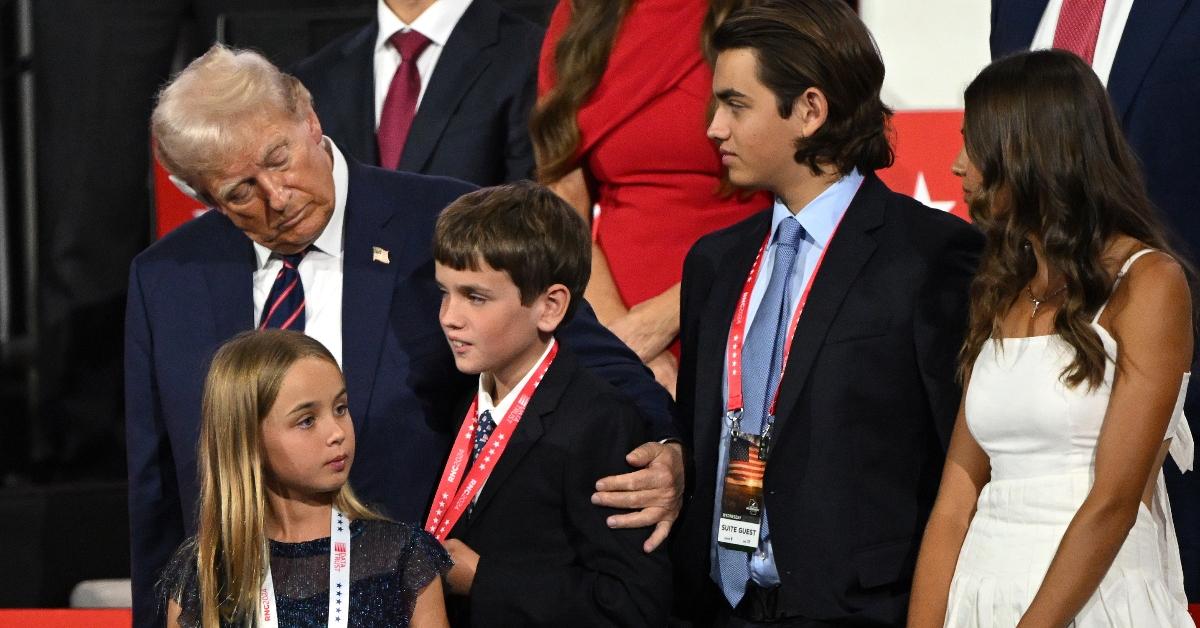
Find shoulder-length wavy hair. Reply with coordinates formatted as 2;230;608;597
960;49;1195;388
195;330;381;627
530;0;752;183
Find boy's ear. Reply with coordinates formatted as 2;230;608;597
788;86;829;139
535;284;571;334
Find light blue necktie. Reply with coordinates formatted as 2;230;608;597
715;216;805;607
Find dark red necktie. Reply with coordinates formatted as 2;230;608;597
259;251;308;331
377;30;432;170
1052;0;1107;64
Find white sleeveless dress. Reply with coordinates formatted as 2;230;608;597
945;250;1195;627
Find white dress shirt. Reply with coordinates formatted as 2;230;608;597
252;137;349;366
476;338;557;429
471;338;557;501
373;0;475;127
1030;0;1135;85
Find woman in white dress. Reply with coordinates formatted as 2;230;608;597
907;50;1195;628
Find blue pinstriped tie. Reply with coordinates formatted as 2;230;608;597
715;216;805;607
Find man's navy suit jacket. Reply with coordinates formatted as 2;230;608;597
990;0;1199;257
992;0;1200;601
125;160;671;625
292;0;542;186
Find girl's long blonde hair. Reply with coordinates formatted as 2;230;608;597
195;330;381;627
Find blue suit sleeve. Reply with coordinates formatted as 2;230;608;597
557;300;677;441
125;260;186;628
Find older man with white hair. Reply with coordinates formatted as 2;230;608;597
126;44;682;627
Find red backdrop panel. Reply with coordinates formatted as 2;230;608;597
0;609;132;627
153;158;209;239
877;110;969;221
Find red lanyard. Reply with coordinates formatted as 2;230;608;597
425;341;558;540
725;216;844;420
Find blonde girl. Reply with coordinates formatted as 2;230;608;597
161;330;449;627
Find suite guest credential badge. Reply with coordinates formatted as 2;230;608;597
718;431;765;552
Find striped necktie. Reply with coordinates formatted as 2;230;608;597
259;250;308;331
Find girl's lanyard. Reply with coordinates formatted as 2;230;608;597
257;507;351;628
425;341;559;540
724;216;844;457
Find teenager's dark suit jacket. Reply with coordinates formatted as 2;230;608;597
671;174;983;625
292;0;542;186
991;0;1200;600
125;160;671;626
445;346;672;627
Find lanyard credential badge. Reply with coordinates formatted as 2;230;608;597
718;411;766;552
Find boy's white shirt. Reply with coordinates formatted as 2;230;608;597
471;338;556;502
476;338;556;428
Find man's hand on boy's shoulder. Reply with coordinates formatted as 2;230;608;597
591;441;684;553
442;539;480;595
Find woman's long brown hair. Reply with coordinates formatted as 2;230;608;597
195;330;381;627
530;0;752;183
959;49;1195;389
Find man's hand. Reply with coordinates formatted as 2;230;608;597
442;539;480;596
592;441;684;553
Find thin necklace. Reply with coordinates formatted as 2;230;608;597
1025;283;1067;319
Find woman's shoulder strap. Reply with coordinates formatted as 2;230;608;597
1092;248;1165;323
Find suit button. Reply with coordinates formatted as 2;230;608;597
769;489;777;496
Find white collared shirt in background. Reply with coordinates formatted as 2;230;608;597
1030;0;1135;85
252;137;349;366
372;0;475;127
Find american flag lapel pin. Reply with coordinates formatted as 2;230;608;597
372;246;390;264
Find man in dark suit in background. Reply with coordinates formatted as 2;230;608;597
670;1;982;624
292;0;543;185
128;45;681;628
991;0;1200;601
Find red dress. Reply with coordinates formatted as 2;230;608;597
539;0;769;311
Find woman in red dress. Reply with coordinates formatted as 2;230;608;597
532;0;768;396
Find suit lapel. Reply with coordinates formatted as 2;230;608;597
1107;0;1187;121
770;176;885;436
202;217;256;338
340;162;410;425
693;214;772;480
992;0;1049;57
322;25;378;165
466;347;573;525
399;0;499;173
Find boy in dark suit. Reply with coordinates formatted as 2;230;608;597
670;0;983;625
427;181;671;626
